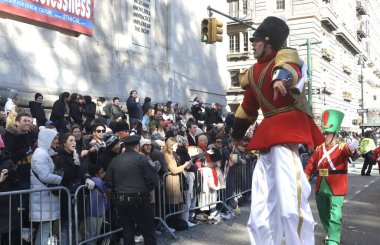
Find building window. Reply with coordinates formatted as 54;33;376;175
229;1;239;18
243;0;248;15
229;35;234;52
229;70;240;87
243;32;249;52
229;34;240;53
276;0;285;10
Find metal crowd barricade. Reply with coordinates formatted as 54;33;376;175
224;159;254;207
154;176;177;239
73;179;176;244
73;185;122;245
0;186;71;245
0;162;256;244
162;167;231;226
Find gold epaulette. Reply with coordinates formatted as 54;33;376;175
273;48;301;87
239;66;252;90
337;141;347;150
275;48;300;65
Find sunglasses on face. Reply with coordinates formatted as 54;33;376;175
96;129;106;133
216;141;222;143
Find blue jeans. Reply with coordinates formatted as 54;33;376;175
85;216;103;245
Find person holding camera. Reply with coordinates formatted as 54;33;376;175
82;123;107;160
30;128;63;245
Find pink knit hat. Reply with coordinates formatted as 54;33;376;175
0;135;5;148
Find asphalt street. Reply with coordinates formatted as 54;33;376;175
156;160;380;245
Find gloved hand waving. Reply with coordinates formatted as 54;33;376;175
349;140;359;153
85;178;95;190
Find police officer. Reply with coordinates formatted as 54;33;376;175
104;135;158;245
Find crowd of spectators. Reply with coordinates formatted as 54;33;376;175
0;88;255;244
1;88;379;243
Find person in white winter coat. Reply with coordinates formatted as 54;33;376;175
30;128;62;245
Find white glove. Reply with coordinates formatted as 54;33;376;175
0;169;8;183
85;178;95;190
349;141;359;152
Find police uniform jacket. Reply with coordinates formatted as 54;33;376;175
105;148;158;195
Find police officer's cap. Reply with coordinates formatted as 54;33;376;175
122;135;141;146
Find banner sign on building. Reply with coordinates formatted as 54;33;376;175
131;0;152;48
0;0;94;35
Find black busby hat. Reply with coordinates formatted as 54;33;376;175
249;16;289;50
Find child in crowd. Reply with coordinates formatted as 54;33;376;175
85;164;109;245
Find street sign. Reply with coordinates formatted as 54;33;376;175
311;88;320;95
357;109;368;113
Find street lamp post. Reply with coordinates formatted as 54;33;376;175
358;56;365;135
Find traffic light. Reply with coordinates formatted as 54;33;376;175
210;18;223;43
201;18;211;43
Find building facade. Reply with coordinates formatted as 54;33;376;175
0;0;229;109
226;0;380;132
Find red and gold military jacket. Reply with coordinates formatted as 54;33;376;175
239;51;325;151
372;146;380;163
305;142;354;196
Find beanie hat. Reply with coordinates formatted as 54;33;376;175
45;120;54;126
140;138;152;147
104;134;119;149
151;133;165;141
249;16;289;50
115;112;126;120
8;88;18;99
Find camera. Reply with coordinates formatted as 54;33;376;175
90;141;102;151
191;152;207;165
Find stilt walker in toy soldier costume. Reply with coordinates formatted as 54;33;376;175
231;16;325;245
305;110;359;245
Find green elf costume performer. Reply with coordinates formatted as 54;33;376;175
304;109;359;245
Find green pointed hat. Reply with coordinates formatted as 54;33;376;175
321;109;344;133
